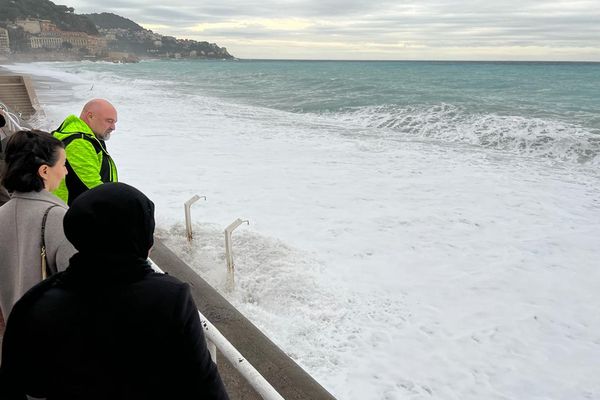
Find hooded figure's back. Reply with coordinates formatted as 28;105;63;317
0;182;229;400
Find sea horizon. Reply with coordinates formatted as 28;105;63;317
231;58;600;63
5;58;600;65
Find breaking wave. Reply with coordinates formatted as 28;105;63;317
322;103;600;164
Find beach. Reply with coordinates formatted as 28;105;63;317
2;60;599;400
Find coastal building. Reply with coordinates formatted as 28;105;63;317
60;31;89;48
29;31;107;55
29;35;62;49
88;36;107;55
11;18;105;55
40;20;61;33
16;19;41;34
0;28;10;54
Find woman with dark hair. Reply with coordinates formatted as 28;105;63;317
0;130;76;326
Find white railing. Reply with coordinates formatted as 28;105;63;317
0;102;27;133
182;196;250;292
224;218;249;291
148;259;285;400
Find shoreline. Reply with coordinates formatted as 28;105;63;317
0;64;12;74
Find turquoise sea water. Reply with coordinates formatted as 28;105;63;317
82;60;600;118
72;59;600;163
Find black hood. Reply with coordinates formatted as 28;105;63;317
64;182;155;261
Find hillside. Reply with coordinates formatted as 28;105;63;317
83;12;233;59
84;12;144;32
0;0;98;34
0;1;234;60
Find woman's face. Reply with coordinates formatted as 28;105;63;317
40;148;68;192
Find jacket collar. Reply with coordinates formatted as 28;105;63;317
11;190;68;207
56;115;95;138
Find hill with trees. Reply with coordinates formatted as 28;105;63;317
84;12;144;32
0;0;98;34
83;12;233;59
0;1;233;60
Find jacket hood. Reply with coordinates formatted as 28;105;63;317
64;182;155;261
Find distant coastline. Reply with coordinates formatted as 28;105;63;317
0;5;233;63
3;56;599;66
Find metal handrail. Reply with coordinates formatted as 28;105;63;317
0;101;27;133
224;218;249;291
148;259;285;400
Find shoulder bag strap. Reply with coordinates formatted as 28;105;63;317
41;205;60;279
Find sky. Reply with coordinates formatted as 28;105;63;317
65;0;600;61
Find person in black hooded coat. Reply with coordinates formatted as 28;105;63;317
0;182;229;400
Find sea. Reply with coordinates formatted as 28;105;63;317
5;59;600;400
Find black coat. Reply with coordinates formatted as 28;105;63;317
0;183;229;400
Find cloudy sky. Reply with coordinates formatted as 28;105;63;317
66;0;600;60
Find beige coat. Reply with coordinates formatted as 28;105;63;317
0;190;76;318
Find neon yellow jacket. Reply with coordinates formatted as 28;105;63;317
52;115;118;205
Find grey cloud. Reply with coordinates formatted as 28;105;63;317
73;0;402;20
72;0;147;13
67;0;600;52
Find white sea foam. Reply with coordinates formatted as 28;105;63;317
321;104;600;165
4;62;600;400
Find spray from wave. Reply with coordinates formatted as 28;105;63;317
322;104;600;165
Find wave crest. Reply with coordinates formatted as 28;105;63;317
325;104;600;164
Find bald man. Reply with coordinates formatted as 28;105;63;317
52;99;119;205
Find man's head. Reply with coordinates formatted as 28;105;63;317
80;99;117;141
